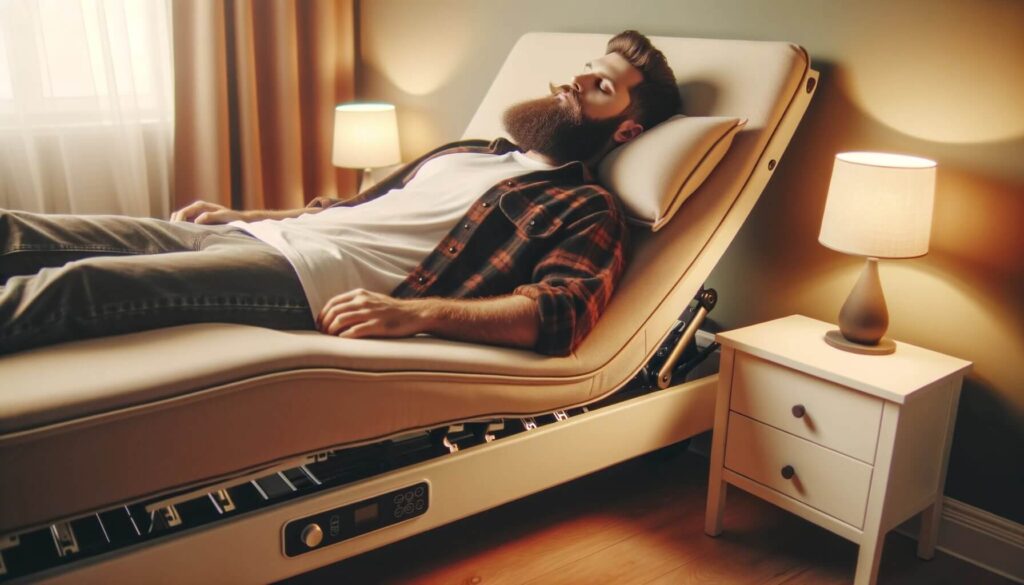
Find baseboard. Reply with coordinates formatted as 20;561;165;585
897;497;1024;583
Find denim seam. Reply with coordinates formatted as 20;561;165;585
1;244;146;255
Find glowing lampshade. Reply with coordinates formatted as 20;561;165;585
332;103;401;170
819;152;936;259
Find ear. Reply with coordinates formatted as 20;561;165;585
613;119;644;144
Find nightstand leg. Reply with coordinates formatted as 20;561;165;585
854;529;885;585
918;382;961;560
704;475;727;536
917;500;941;559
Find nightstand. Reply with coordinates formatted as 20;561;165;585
704;315;971;585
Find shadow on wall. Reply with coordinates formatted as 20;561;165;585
947;378;1024;524
706;58;1024;520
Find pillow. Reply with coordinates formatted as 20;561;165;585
598;115;747;232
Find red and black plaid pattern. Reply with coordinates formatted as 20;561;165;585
323;139;628;357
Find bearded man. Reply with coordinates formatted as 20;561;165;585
0;30;681;356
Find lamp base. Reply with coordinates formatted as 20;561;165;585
824;329;895;355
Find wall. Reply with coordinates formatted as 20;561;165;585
357;0;1024;523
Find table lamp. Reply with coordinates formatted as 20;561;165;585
818;152;937;355
332;102;401;191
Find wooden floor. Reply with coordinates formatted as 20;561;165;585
280;442;1012;585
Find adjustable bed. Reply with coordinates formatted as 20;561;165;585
0;33;817;583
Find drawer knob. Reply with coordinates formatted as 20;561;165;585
791;404;806;418
781;465;795;480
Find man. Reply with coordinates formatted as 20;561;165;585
0;30;681;356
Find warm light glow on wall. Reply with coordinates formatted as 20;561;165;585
839;3;1024;144
363;16;473;96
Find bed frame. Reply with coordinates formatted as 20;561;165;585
0;33;818;583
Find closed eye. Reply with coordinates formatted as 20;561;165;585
584;62;614;94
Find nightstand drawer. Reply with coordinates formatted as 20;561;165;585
724;412;872;528
730;353;882;463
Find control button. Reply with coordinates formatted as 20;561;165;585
415;500;424;511
404;504;415;515
394;508;403;519
414;486;424;497
405;490;415;501
394;494;404;504
301;523;324;548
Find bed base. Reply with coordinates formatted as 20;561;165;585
7;372;716;584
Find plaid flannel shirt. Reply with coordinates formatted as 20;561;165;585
321;138;628;357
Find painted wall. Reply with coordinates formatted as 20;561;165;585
357;0;1024;523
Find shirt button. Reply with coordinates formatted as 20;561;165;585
463;223;470;230
505;180;514;187
529;220;536;226
417;276;426;284
448;246;456;253
481;202;490;208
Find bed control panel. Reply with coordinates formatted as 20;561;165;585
283;482;429;557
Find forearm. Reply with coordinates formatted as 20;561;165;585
245;207;324;221
417;294;539;350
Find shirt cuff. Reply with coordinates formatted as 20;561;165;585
513;284;575;357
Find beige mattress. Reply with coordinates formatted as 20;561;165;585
0;33;813;536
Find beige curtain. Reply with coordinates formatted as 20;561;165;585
172;0;357;213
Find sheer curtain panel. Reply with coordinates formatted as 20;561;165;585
0;0;174;217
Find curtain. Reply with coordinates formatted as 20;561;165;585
173;0;357;213
0;0;174;217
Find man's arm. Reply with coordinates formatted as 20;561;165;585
170;201;324;224
317;289;539;350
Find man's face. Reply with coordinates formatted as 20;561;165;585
560;52;643;121
502;52;643;164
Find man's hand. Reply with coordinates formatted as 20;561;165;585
317;289;540;350
170;200;247;225
317;289;429;338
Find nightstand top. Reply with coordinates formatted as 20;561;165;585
715;315;972;403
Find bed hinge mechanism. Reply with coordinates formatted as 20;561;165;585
654;287;718;389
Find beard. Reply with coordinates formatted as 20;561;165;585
502;87;624;165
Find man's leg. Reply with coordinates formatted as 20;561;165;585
0;210;225;282
0;230;315;354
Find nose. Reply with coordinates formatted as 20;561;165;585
570;73;590;93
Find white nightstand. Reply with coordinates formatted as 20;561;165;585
704;315;971;585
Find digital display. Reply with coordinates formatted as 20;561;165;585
353;503;379;525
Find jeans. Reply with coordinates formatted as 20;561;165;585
0;210;314;354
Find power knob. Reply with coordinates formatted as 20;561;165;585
301;523;324;548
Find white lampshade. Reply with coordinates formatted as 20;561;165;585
818;152;937;259
332;103;401;169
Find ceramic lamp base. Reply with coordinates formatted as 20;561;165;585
824;329;896;355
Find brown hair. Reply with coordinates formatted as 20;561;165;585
606;30;682;129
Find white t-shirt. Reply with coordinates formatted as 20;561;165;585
233;150;554;318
